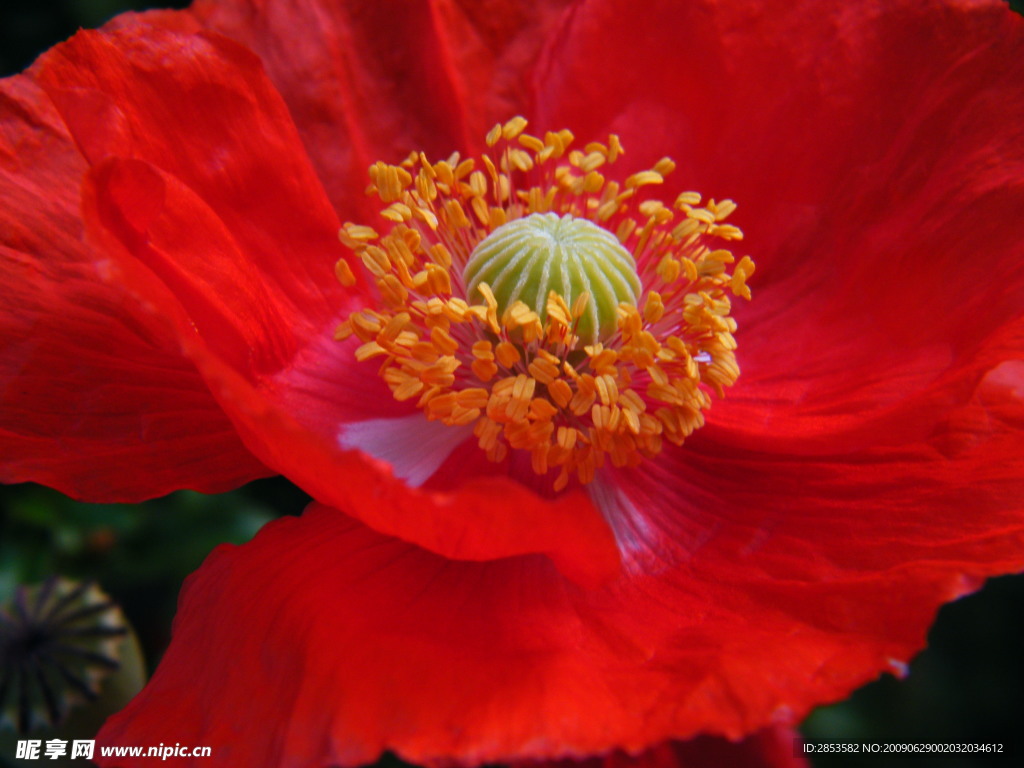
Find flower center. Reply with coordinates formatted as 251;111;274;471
335;117;755;492
463;213;641;345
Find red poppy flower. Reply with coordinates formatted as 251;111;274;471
1;0;1023;766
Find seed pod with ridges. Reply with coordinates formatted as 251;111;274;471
463;213;641;344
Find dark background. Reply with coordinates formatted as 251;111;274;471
1;2;1023;767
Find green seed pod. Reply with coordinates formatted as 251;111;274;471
463;213;641;344
0;577;145;763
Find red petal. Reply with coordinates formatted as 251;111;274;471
0;73;267;500
595;349;1024;723
535;0;1024;453
95;504;811;767
183;0;575;217
97;371;1024;765
40;23;615;583
33;25;358;340
527;729;808;768
82;154;618;583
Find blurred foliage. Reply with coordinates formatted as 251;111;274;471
0;479;306;670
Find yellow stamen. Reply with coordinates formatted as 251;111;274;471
336;118;753;490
